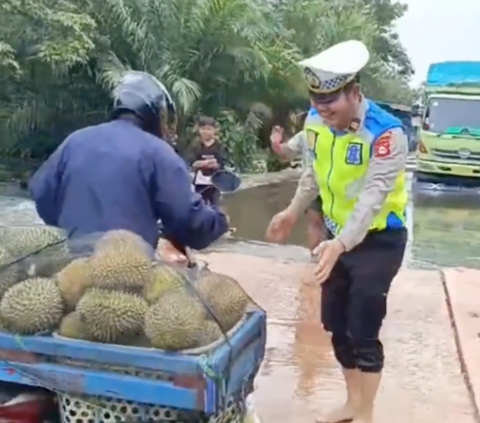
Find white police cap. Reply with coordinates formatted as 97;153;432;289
299;40;369;95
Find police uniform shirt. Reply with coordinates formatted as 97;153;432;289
289;97;409;251
286;108;323;170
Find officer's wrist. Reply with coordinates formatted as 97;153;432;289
333;237;347;253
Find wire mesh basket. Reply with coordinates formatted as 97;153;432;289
53;316;249;423
0;227;266;423
58;392;246;423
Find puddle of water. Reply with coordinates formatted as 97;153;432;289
4;178;480;270
3;178;480;271
0;197;43;226
224;181;480;269
200;254;475;423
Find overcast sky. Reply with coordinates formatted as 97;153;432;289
396;0;480;86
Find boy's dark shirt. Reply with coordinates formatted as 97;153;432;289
189;140;227;177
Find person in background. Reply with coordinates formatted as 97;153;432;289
188;116;227;206
266;40;408;423
29;71;229;251
269;112;326;254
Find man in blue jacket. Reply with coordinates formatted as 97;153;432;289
29;71;229;251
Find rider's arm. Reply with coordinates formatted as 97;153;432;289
29;140;68;226
150;142;229;250
336;128;408;251
288;165;319;216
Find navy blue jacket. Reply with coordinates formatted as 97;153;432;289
29;120;229;250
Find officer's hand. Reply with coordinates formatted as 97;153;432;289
265;208;297;243
270;126;284;154
313;239;345;284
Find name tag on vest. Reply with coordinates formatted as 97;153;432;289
345;142;363;165
306;130;318;159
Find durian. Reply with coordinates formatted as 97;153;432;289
194;272;249;331
2;226;70;278
88;245;153;293
195;320;223;347
0;247;21;298
57;257;93;310
144;291;205;351
0;278;64;334
25;253;73;278
0;316;9;332
58;312;91;341
116;333;152;348
95;230;151;256
2;226;67;257
143;264;185;303
76;288;148;343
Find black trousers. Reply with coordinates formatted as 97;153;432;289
195;185;221;206
321;228;407;372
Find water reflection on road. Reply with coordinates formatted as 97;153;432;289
224;180;480;269
2;179;480;269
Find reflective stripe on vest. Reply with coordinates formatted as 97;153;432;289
305;121;408;234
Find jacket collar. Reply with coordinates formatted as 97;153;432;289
347;96;368;133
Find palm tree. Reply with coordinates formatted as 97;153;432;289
0;0;415;168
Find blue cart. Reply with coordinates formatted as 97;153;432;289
0;309;266;423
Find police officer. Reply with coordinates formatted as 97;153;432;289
269;110;326;253
266;40;408;423
29;71;229;251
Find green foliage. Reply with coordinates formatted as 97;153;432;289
0;0;416;171
265;153;289;172
216;110;260;173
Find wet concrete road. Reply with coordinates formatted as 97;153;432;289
201;252;480;423
2;179;480;422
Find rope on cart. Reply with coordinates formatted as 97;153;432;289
180;271;235;387
198;354;223;380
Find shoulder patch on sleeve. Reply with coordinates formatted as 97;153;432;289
373;132;392;159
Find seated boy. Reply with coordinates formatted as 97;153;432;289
189;116;227;206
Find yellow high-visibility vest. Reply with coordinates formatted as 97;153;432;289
304;102;408;235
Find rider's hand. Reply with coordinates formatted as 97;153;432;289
265;208;298;243
270;126;284;154
156;239;188;264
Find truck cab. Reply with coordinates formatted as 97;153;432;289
416;62;480;184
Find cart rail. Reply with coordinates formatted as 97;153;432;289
0;310;266;413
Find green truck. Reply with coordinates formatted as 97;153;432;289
416;61;480;184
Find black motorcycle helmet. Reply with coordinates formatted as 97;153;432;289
111;71;177;140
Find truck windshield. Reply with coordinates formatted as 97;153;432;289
425;97;480;133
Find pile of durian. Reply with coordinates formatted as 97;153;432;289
0;227;250;351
